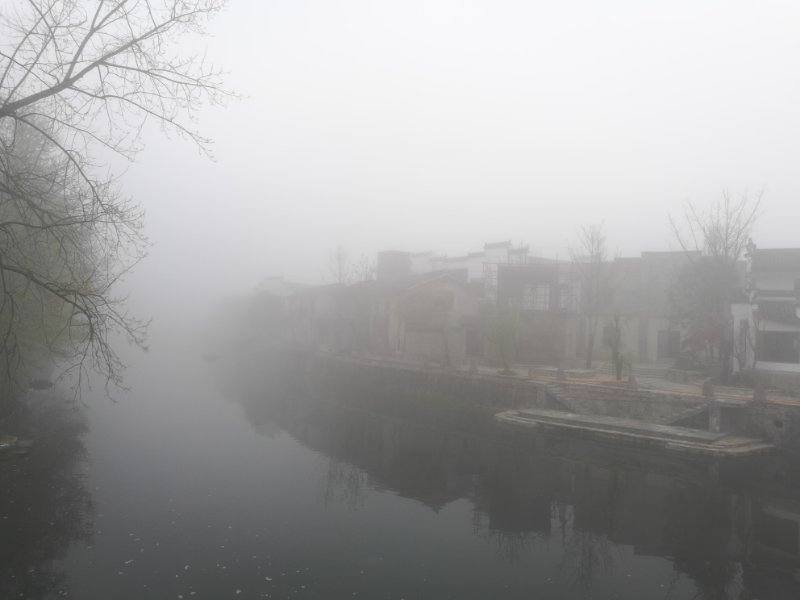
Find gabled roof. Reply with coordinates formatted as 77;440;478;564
640;250;701;259
751;248;800;272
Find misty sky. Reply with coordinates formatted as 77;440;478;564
120;0;800;323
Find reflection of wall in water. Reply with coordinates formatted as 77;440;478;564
254;373;800;596
756;499;800;567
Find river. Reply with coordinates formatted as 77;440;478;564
2;333;800;599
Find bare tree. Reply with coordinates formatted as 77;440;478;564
604;313;625;380
570;225;610;369
0;1;229;392
330;251;375;285
733;310;757;373
328;245;350;286
485;306;516;375
669;191;760;266
351;254;375;283
669;191;760;377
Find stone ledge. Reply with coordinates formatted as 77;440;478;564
496;408;774;457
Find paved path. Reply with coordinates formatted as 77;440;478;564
350;351;800;406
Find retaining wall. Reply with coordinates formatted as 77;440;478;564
305;352;800;449
310;353;541;411
544;382;706;424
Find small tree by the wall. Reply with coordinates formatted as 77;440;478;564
669;191;760;381
570;225;612;369
329;245;352;285
485;308;517;375
604;313;626;380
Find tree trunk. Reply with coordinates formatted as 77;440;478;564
585;330;595;370
499;348;510;374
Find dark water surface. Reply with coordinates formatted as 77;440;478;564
3;337;800;599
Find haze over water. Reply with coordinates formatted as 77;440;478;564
3;3;800;598
3;325;798;600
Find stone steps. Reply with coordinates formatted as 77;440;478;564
665;403;710;427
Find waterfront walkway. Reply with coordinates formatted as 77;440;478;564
341;350;800;406
483;361;800;407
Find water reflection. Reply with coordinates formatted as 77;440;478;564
9;343;798;600
0;390;92;599
234;369;800;599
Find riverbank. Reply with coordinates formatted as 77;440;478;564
302;351;800;455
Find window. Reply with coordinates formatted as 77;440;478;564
558;282;575;310
533;284;550;310
521;284;550;311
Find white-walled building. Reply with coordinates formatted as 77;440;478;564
385;241;531;304
734;246;800;374
607;252;695;363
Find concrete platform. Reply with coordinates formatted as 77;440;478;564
496;408;775;457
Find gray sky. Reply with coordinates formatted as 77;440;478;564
121;0;800;323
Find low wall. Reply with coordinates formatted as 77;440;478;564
544;382;706;424
721;403;800;449
755;368;800;396
403;330;467;366
310;353;540;413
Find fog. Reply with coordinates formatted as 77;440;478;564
6;3;800;599
119;0;800;325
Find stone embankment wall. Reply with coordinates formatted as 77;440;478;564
306;352;800;449
755;369;800;396
720;403;800;449
310;353;541;411
541;382;705;424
